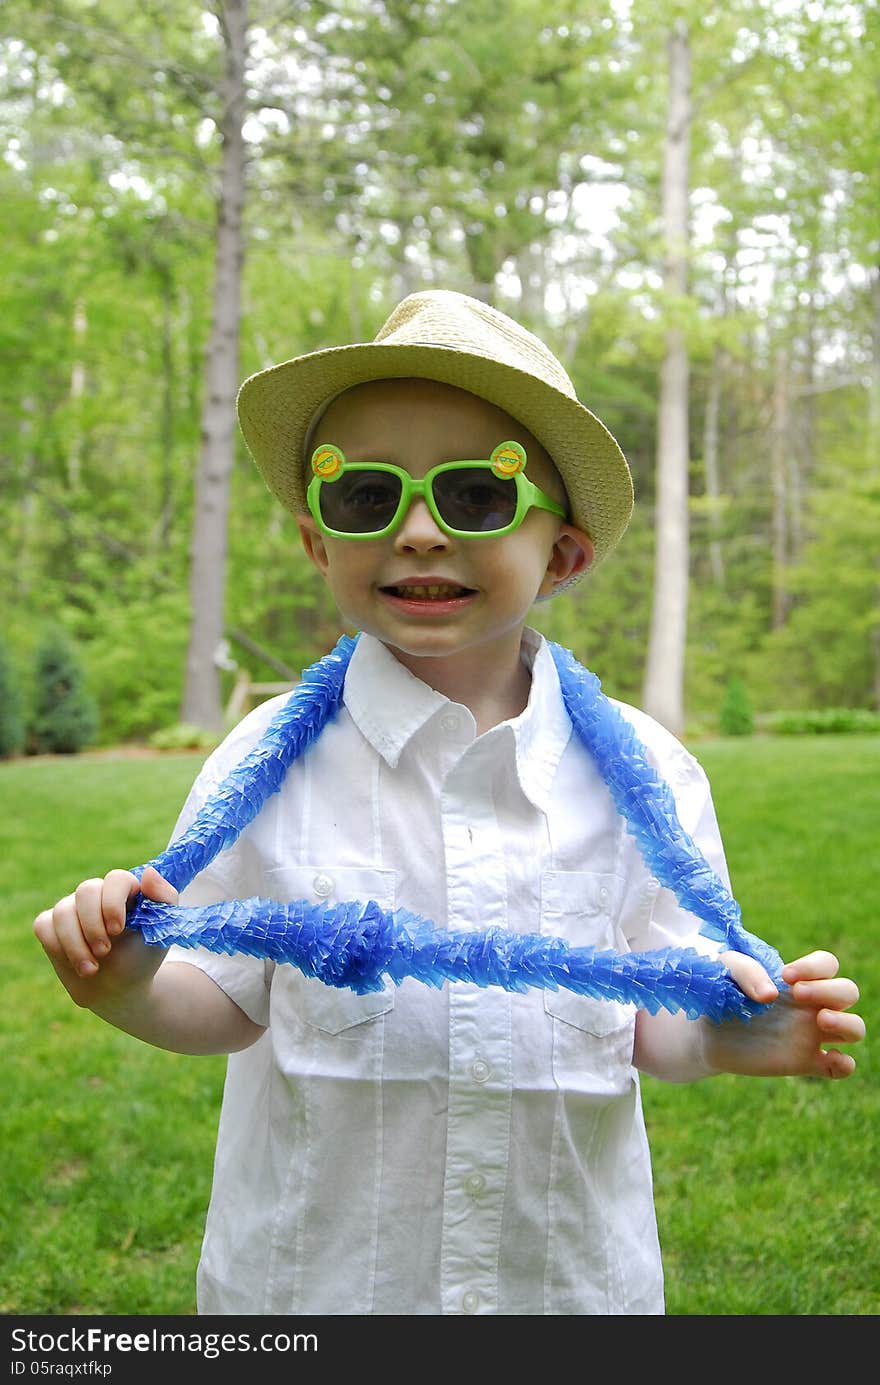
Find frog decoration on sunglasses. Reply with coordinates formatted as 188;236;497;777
307;441;566;540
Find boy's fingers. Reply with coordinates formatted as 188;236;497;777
814;1048;857;1080
73;878;112;957
139;865;179;905
790;976;860;1011
49;893;101;977
721;950;779;1003
102;869;144;936
816;1007;866;1044
33;909;84;986
33;907;65;961
781;950;840;984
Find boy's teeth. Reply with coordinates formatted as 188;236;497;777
392;584;467;598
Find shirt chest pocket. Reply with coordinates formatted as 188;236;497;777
541;870;634;1039
264;865;397;1035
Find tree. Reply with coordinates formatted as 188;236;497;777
182;0;248;731
29;628;98;754
642;19;691;734
0;638;25;758
719;674;753;735
1;0;875;742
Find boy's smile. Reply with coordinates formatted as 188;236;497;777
297;378;592;709
380;581;477;612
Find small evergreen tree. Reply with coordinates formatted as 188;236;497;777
0;638;25;758
29;629;98;754
719;675;754;736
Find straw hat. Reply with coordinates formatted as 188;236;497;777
237;289;633;567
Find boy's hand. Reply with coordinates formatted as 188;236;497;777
706;949;865;1079
33;866;178;1008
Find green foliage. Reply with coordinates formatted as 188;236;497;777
1;0;876;747
72;583;193;746
531;507;655;705
149;723;220;751
0;637;25;758
28;629;99;755
719;675;754;736
764;708;880;736
758;454;880;712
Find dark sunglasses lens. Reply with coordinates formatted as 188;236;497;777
319;470;402;534
432;468;518;532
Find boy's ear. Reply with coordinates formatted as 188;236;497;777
538;523;594;598
297;515;330;577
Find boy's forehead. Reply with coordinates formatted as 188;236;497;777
322;376;512;423
317;378;544;455
312;378;565;497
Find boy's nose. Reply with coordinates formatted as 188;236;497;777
393;498;451;552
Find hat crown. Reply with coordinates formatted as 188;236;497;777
374;290;578;402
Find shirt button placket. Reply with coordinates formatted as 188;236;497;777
440;745;510;1318
461;1289;480;1314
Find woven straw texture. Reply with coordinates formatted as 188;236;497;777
237;290;634;566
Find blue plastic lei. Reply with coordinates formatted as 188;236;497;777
127;634;785;1024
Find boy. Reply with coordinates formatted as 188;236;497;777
35;290;864;1316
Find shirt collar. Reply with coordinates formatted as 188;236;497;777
511;628;574;811
343;629;573;811
343;633;449;766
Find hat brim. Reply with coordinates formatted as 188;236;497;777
237;342;633;566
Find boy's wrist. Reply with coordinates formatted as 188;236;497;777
693;1017;718;1079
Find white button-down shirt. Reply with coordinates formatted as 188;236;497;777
166;630;729;1315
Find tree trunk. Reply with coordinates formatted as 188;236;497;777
67;299;87;491
642;21;691;735
871;266;880;710
771;347;790;630
158;264;175;553
181;0;248;731
519;240;547;321
703;343;725;589
870;265;880;442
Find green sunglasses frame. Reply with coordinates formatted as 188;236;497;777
306;443;567;541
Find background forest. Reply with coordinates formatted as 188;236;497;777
1;0;878;749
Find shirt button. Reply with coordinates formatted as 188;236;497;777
461;1289;479;1314
470;1058;491;1083
465;1173;486;1197
440;713;460;733
598;886;610;908
312;873;334;898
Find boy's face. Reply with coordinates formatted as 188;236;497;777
297;378;592;675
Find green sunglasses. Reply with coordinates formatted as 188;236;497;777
307;440;566;540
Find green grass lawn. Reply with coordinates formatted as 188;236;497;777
646;734;878;1315
1;752;222;1316
1;737;876;1315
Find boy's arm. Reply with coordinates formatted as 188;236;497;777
33;866;265;1056
634;949;865;1082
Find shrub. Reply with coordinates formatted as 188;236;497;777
719;676;754;736
0;638;24;757
764;708;880;735
148;723;220;752
28;628;99;754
